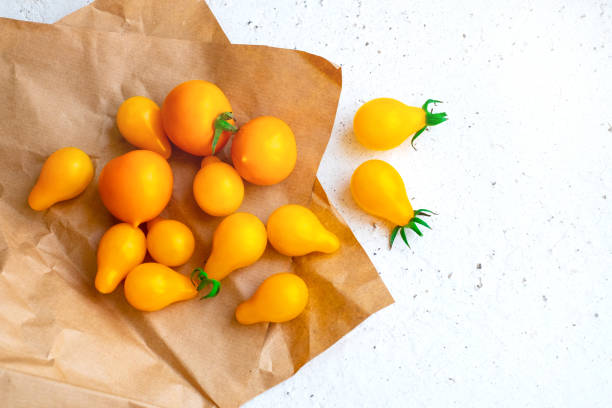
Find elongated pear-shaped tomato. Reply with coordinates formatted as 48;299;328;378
350;159;435;249
354;98;447;149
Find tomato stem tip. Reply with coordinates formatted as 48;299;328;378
212;112;238;154
191;268;221;299
411;100;448;149
389;209;437;249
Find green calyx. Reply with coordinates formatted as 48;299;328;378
191;268;221;299
411;99;448;148
212;112;238;154
389;209;437;249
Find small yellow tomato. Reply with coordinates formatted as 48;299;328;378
117;96;172;158
351;159;434;248
146;218;195;267
193;156;244;216
267;204;339;256
204;212;267;280
95;223;146;294
235;273;308;324
231;116;297;185
354;98;447;149
28;147;94;211
124;263;197;312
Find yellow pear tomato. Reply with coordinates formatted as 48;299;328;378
28;147;94;211
354;98;447;149
95;223;146;294
204;212;267;280
116;96;172;158
267;204;339;256
350;159;435;248
235;272;308;324
124;263;219;312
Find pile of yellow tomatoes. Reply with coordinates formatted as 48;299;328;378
28;78;447;324
28;80;340;324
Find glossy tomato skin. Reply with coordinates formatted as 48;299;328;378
28;147;94;211
193;156;244;216
161;80;234;156
350;159;414;226
353;98;426;150
204;212;267;281
95;223;147;294
124;263;197;312
116;96;172;158
235;273;309;324
98;150;173;227
231;116;297;185
146;219;195;267
266;204;339;256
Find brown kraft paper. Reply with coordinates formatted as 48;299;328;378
0;3;394;407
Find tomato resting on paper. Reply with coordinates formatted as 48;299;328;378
161;80;236;156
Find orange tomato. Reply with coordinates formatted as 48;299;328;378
231;116;297;185
98;150;173;227
193;156;244;216
161;80;236;156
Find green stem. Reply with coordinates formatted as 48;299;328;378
411;99;448;149
212;112;238;154
191;268;221;299
389;208;436;250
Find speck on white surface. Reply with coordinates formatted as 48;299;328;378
1;1;611;407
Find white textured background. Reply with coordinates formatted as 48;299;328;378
1;1;611;407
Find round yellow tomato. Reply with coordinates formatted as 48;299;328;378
161;80;235;156
146;218;195;267
98;150;173;227
193;156;244;216
354;98;447;150
231;116;297;185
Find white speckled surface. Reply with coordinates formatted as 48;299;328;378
2;1;611;407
